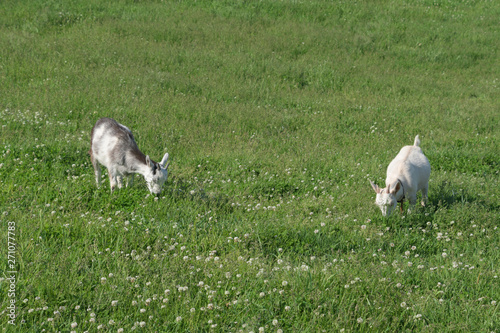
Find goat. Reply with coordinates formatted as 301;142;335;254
370;135;430;217
89;117;170;195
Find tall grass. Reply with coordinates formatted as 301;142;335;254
0;0;498;331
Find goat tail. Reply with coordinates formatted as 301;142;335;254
414;135;421;147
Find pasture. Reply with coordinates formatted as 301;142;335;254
0;0;499;332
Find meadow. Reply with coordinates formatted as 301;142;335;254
0;0;499;332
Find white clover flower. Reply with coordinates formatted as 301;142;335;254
176;316;182;322
357;317;363;323
111;300;118;306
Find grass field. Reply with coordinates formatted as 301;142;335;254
1;0;499;332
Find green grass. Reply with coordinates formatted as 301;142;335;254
0;0;499;332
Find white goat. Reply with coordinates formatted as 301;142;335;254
370;135;430;217
89;118;170;195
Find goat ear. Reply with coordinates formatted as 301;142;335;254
386;184;391;193
160;153;169;168
370;180;380;194
391;181;401;194
146;155;152;167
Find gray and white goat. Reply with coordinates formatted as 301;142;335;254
90;118;170;195
370;135;430;217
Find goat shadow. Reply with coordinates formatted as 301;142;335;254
390;179;496;229
86;174;235;218
424;179;499;218
166;175;234;213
